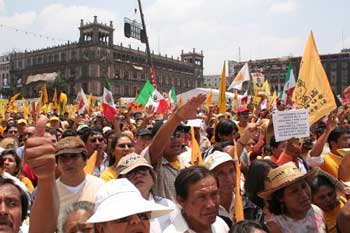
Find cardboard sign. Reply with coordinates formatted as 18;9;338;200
272;109;310;142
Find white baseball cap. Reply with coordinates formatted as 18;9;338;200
87;178;173;223
204;150;234;171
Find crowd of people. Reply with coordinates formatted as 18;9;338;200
2;93;350;233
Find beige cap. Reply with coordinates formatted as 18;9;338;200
116;152;153;176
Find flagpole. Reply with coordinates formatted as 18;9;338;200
137;0;157;88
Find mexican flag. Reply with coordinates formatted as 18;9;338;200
102;79;117;120
280;64;296;105
168;86;177;104
77;88;88;115
136;80;170;113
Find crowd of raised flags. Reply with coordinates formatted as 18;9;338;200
0;32;350;233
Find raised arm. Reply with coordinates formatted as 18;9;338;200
148;94;206;165
309;114;337;157
25;116;59;233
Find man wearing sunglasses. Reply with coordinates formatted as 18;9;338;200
81;130;108;177
87;178;173;233
56;136;104;232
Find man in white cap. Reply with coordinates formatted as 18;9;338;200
87;178;173;233
204;151;236;221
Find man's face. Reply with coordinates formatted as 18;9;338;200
177;176;219;229
134;135;152;153
0;184;23;233
23;127;36;143
1;154;17;176
86;133;105;155
57;153;86;177
334;133;350;150
6;127;18;139
64;209;95;233
96;213;150;233
163;131;183;158
213;161;235;195
238;111;250;123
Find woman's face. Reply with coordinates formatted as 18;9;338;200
1;154;18;175
281;180;312;217
312;185;337;212
114;137;135;164
126;167;154;197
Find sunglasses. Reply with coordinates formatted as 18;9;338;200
126;167;150;179
90;137;104;143
117;143;134;149
113;212;151;223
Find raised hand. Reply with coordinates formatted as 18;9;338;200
174;94;207;121
24;115;56;181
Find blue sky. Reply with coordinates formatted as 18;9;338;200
0;0;348;74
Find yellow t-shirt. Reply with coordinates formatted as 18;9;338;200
320;153;342;178
324;196;347;233
100;166;117;182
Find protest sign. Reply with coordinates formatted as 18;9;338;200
272;109;310;142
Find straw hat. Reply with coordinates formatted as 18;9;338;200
258;162;318;200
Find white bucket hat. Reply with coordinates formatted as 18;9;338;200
204;150;234;171
87;178;173;223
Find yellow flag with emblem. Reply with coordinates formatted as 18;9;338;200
292;31;336;124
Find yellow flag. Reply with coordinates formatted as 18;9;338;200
22;98;30;119
269;90;277;110
233;141;244;222
205;89;213;111
292;32;336;124
84;150;97;174
263;79;271;96
7;93;21;113
190;127;203;166
232;89;239;112
87;93;94;115
178;96;185;108
52;88;58;112
218;62;227;113
59;92;68;115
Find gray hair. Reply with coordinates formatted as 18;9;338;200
61;201;95;233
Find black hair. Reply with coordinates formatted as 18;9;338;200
310;174;335;195
175;166;218;201
230;220;270;233
270;136;282;148
212;141;234;152
80;129;103;143
109;133;134;166
245;160;277;208
328;127;349;150
267;187;285;215
214;119;238;142
62;129;78;138
0;149;21;176
0;177;29;221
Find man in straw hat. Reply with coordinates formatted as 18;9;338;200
258;162;326;233
86;178;173;233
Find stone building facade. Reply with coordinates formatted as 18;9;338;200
9;16;204;99
228;49;350;95
0;55;11;97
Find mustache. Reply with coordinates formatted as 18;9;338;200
0;216;13;228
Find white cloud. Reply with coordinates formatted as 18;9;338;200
268;0;297;14
0;0;4;12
